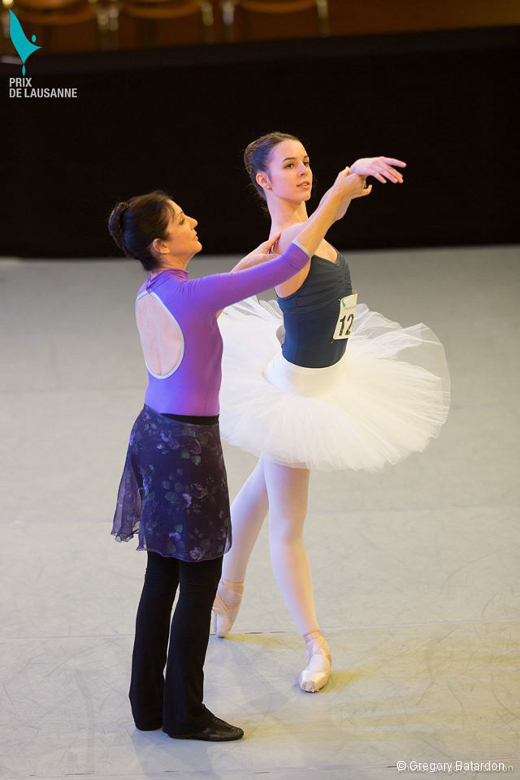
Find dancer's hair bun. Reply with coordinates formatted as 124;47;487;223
244;131;301;202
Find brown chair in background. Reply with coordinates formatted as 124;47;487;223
221;0;329;42
10;0;101;53
117;0;214;49
1;1;16;57
327;0;520;38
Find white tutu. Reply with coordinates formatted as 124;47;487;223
218;297;450;471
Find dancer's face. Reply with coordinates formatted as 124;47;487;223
154;200;202;263
257;139;313;204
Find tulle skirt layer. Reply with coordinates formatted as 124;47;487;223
218;297;450;472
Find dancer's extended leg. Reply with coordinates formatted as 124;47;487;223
263;458;332;692
222;458;268;582
212;458;269;636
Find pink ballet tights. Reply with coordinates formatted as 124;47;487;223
213;457;332;692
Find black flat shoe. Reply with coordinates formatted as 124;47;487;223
136;722;162;731
165;716;244;742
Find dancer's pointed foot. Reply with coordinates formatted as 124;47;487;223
299;630;332;693
212;579;244;637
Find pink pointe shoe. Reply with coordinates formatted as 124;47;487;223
212;580;244;638
299;632;332;693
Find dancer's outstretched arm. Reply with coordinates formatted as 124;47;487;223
232;167;371;275
288;167;370;255
229;156;406;273
350;155;406;183
275;156;406;255
194;170;370;314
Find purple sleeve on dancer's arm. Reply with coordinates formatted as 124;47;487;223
190;240;311;312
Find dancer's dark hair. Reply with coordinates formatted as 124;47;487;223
243;132;302;204
108;190;175;271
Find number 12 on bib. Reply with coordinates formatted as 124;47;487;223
333;292;358;340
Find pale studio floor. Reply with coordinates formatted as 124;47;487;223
0;245;519;780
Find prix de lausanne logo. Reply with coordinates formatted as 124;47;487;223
7;9;78;98
8;9;41;76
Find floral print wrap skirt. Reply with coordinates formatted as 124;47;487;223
112;404;232;562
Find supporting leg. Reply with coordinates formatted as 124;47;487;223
263;459;332;692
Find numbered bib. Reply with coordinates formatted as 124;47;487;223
333;292;357;340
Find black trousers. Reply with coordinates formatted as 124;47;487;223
129;550;223;736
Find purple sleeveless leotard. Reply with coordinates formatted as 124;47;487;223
136;240;310;416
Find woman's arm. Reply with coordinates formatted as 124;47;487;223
215;236;282;317
192;241;312;313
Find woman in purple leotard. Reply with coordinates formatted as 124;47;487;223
107;175;370;743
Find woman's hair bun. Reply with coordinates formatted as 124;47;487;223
107;191;174;272
108;201;129;251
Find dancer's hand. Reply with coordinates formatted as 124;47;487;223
333;167;372;200
328;167;372;220
350;156;406;184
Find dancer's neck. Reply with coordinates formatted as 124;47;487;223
268;197;309;237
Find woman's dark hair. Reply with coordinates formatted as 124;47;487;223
243;131;302;204
108;190;175;271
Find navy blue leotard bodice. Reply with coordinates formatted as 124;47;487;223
277;249;353;368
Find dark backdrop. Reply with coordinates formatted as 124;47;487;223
1;26;519;258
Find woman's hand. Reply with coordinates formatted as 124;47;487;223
216;234;283;318
350;156;406;184
230;233;282;273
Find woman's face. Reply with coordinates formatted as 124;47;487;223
258;139;313;203
158;200;202;261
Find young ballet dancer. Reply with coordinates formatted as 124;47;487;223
213;132;451;693
108;172;370;741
